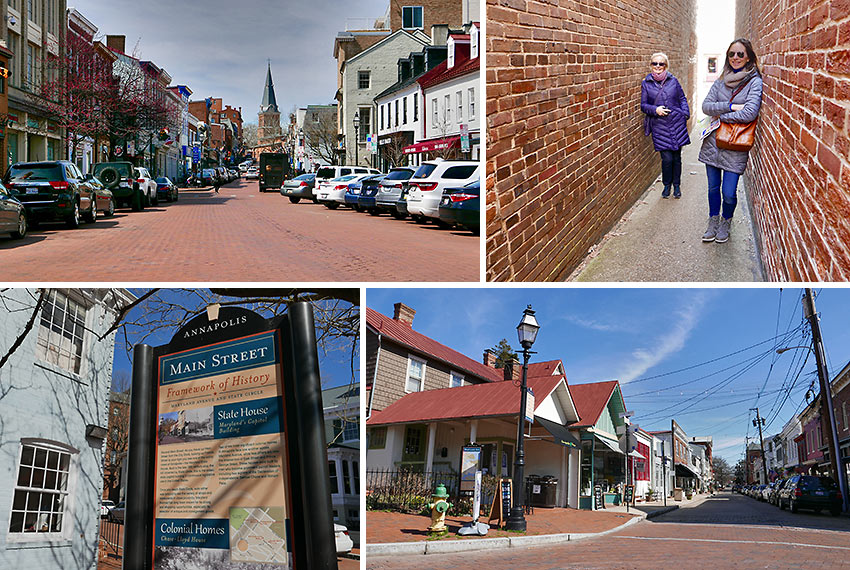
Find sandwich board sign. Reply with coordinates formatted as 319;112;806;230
124;303;338;570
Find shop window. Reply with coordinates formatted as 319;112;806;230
707;57;717;74
352;460;359;494
357;108;370;143
368;427;387;449
36;290;87;375
8;440;75;537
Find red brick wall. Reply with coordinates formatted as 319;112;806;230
737;0;850;280
486;0;697;281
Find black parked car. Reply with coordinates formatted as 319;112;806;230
155;177;179;202
439;178;480;234
357;174;387;214
0;183;27;239
5;161;96;228
777;475;842;515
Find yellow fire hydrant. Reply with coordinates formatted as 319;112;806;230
428;484;452;535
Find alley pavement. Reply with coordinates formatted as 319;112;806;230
571;131;764;282
367;492;850;569
0;178;479;282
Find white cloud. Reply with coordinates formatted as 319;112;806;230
616;292;712;384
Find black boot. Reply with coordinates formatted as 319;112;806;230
662;185;671;199
673;185;681;199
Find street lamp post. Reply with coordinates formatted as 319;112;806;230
505;305;539;532
353;111;360;166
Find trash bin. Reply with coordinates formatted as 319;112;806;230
673;487;684;501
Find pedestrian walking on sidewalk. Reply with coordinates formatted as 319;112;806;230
640;52;691;199
699;38;763;244
213;177;221;194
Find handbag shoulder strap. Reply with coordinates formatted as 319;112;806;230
729;77;752;102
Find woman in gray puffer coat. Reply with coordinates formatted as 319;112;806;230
699;38;763;243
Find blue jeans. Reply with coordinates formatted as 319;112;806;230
706;164;740;219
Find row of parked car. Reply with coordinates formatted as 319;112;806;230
0;159;180;239
190;166;240;187
735;475;843;515
279;159;480;234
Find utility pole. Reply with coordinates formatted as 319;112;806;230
750;408;768;484
661;440;667;507
803;289;849;513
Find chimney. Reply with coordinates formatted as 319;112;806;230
106;35;126;54
392;303;416;326
483;349;497;368
503;358;521;382
431;24;449;46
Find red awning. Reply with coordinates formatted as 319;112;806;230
403;136;461;154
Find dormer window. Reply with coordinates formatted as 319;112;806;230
471;25;479;59
447;37;455;69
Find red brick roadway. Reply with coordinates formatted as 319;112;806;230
367;492;850;569
0;178;479;282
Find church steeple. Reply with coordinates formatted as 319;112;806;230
260;61;279;113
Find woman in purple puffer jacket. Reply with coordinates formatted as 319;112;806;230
640;52;691;198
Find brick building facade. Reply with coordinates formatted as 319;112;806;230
486;0;697;281
736;0;850;280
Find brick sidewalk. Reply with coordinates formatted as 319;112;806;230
367;507;639;543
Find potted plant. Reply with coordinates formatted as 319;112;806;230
685;489;693;500
645;487;655;501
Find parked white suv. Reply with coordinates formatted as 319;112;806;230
313;165;380;198
134;167;158;206
406;160;480;221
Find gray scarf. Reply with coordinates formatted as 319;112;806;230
723;67;758;89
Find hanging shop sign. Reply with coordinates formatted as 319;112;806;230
124;304;338;570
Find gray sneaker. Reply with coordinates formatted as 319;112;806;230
702;216;720;242
715;217;731;243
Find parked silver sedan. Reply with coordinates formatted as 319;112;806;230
280;173;317;203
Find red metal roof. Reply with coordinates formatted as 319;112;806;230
367;375;565;426
417;42;479;90
528;360;564;378
367;307;502;383
569;380;621;428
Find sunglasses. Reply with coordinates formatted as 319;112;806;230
728;51;746;58
650;62;667;67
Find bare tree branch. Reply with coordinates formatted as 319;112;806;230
0;289;45;370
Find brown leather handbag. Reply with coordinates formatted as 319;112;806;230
716;81;758;152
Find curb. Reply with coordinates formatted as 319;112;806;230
366;509;676;557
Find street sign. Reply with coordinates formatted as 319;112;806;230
460;445;482;493
125;304;337;570
460;123;470;153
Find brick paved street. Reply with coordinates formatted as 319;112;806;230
366;492;850;569
0;178;479;282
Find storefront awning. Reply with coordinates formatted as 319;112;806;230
628;449;645;458
675;462;700;478
594;434;624;455
403;136;461;154
536;417;580;448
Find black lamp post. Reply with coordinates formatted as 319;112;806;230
505;305;540;532
353;111;360;166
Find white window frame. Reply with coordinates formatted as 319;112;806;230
456;91;463;121
450;371;464;388
469;88;475;119
431;98;438;128
358;70;370;90
7;439;78;544
405;355;426;393
401;6;423;29
444;94;451;125
328;460;339;495
342;417;359;442
35;289;88;376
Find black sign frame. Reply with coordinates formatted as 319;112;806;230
123;302;338;570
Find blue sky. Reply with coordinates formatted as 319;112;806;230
367;288;850;466
112;289;357;393
70;0;389;121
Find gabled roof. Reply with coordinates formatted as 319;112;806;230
346;29;430;67
367;375;565;426
528;360;565;378
417;42;479;90
367;307;502;383
569;380;623;428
